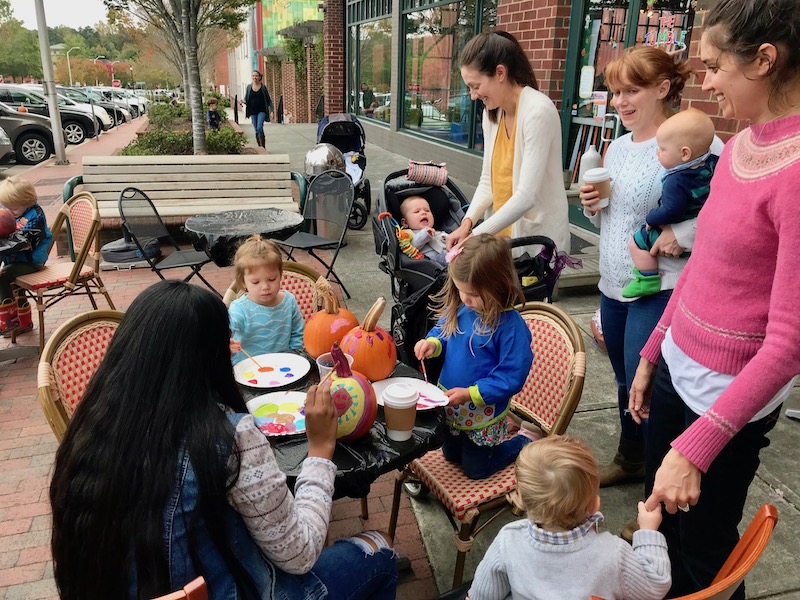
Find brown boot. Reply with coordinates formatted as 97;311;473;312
599;435;646;487
257;134;266;148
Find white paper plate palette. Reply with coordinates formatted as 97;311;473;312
372;377;449;410
234;353;311;389
246;391;307;436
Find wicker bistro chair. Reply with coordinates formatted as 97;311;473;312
388;302;586;590
152;577;208;600
222;261;322;321
13;192;116;353
37;309;124;442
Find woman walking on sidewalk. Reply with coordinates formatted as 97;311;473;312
242;70;273;149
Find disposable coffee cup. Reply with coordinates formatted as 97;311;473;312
316;352;354;380
583;167;611;209
383;383;418;442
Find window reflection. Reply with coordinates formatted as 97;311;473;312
354;18;392;121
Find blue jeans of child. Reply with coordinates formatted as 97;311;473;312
312;538;397;600
600;291;671;443
646;359;779;600
442;430;529;480
250;111;267;137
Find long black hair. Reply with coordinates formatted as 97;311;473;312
50;281;256;599
460;30;538;123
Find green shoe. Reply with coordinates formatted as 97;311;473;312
622;268;662;298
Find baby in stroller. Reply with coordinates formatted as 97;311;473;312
398;195;448;265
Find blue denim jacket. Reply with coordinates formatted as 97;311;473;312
133;413;327;599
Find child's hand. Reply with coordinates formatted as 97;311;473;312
637;500;662;531
305;383;337;460
445;387;471;406
414;339;436;360
229;338;241;354
427;227;436;236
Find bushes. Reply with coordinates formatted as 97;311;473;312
205;90;231;108
119;125;246;156
207;127;247;154
148;102;192;130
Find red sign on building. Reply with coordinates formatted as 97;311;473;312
112;79;121;88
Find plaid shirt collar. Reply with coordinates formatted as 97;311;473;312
528;512;604;546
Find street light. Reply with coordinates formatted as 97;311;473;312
111;60;120;85
129;66;134;89
93;55;105;86
66;46;80;87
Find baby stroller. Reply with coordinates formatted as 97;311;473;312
373;169;571;368
317;113;371;230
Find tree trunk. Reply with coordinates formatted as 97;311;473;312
181;0;206;154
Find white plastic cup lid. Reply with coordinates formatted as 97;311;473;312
383;383;418;408
582;167;610;183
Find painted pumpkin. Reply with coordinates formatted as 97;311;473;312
0;208;16;237
304;278;359;359
329;342;377;441
341;297;397;381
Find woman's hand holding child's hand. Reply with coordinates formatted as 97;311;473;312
636;500;663;531
445;387;471;406
304;383;337;461
414;339;436;360
579;184;602;215
229;338;241;354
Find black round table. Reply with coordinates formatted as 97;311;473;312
184;208;304;267
239;353;446;500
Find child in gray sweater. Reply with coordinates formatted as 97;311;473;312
469;435;671;600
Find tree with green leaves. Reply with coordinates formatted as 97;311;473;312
0;18;43;79
104;0;255;154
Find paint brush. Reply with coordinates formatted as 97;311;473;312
420;358;428;384
318;367;336;386
240;348;264;370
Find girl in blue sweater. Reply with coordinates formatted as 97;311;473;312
414;234;535;479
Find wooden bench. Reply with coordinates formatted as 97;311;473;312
63;154;301;231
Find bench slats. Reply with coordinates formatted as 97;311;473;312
88;181;292;193
83;164;291;175
98;197;298;219
83;172;290;183
83;154;292;165
93;188;294;202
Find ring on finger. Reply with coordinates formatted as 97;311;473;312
678;504;690;513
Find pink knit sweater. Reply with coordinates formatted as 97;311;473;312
641;114;800;472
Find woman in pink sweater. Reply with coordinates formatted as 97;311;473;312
628;0;800;597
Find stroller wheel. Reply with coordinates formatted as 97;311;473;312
403;479;430;498
348;199;369;230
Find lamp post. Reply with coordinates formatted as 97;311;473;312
129;66;134;89
93;55;105;86
111;60;120;85
66;46;80;87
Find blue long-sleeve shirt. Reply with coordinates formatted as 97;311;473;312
229;291;304;365
427;305;533;430
646;154;718;227
4;204;51;266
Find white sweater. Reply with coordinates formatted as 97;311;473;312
469;520;671;600
467;87;571;254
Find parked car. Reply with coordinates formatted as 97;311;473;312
20;84;112;131
0;84;98;144
56;86;131;127
0;101;54;165
91;87;146;118
0;125;12;163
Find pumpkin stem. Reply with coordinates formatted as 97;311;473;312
315;277;340;314
331;342;353;378
361;297;386;333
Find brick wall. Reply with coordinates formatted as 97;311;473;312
324;0;345;114
678;7;746;142
497;0;571;107
282;61;310;123
306;44;324;121
264;60;283;116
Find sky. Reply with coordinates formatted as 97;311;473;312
9;0;109;30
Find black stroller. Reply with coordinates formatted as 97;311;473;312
316;113;371;230
373;169;572;369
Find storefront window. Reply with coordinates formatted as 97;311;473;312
402;0;495;148
347;19;392;122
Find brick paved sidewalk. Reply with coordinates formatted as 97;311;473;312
0;127;438;599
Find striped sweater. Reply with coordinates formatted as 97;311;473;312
641;114;800;472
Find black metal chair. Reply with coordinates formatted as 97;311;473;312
118;187;219;295
277;170;355;298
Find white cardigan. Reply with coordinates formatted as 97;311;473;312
467;86;571;254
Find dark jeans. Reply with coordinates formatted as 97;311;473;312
312;539;397;600
646;359;780;600
600;291;671;443
442;429;529;480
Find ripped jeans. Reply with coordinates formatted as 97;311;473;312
312;535;397;600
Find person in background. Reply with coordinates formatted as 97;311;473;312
628;0;800;597
446;31;570;255
361;82;375;116
579;47;725;493
206;97;222;130
241;70;273;148
469;435;670;600
0;176;51;336
49;280;398;600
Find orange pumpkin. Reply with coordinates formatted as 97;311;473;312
303;278;359;359
341;297;397;381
